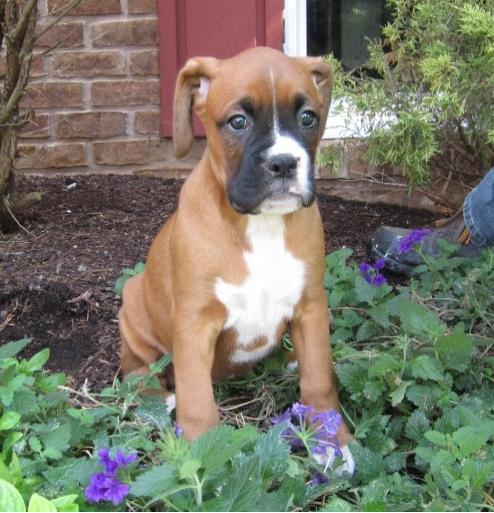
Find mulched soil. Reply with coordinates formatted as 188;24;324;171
0;175;440;390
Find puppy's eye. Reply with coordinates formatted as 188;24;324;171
228;114;248;130
299;110;317;129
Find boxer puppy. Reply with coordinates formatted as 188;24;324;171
119;47;353;472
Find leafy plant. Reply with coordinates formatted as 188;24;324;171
327;0;494;208
114;261;145;297
1;246;493;511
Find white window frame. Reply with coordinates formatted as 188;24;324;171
283;0;358;140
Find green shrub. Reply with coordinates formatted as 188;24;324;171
327;0;494;200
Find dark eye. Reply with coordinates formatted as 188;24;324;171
228;114;248;130
299;110;317;129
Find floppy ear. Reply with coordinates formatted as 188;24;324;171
173;57;219;158
297;57;333;134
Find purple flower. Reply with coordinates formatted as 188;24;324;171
359;262;372;274
271;409;292;425
291;402;314;418
85;473;129;506
309;471;329;485
396;228;431;255
372;274;388;287
359;261;388;288
271;403;342;462
85;449;136;506
374;258;385;271
174;422;184;437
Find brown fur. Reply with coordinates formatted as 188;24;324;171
119;47;352;445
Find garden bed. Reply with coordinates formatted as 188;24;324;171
0;175;439;388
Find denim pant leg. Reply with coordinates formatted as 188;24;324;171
463;167;494;247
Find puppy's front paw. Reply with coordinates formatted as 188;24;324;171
313;444;355;476
165;393;176;412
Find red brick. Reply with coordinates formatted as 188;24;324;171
48;0;122;15
52;51;125;78
91;19;157;47
0;53;45;78
20;114;50;139
128;0;157;14
92;80;159;107
129;50;159;76
21;82;84;109
15;143;87;169
93;140;165;165
134;110;160;135
55;112;127;139
35;22;84;48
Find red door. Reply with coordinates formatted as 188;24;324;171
158;0;284;137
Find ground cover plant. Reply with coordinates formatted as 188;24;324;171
1;242;493;512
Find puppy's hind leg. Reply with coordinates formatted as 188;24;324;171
119;274;174;407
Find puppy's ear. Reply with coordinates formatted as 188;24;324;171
297;57;333;132
173;57;219;158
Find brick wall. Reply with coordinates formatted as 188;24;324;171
14;0;204;177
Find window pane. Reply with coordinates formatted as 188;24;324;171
307;0;390;70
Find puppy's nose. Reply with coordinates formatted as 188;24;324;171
266;153;298;177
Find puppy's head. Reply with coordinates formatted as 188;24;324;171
173;47;332;215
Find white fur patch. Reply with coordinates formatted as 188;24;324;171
313;444;355;476
215;215;305;364
266;66;311;201
165;394;176;412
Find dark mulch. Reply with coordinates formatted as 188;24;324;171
0;175;439;389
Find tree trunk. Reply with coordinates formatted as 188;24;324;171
0;0;37;231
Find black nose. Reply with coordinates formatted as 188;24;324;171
266;153;298;177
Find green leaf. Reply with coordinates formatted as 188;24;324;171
354;275;378;304
424;430;447;446
320;497;355;511
328;289;344;308
452;422;494;455
0;478;26;512
27;494;56;512
368;302;391;329
350;444;384;482
408;355;443;382
202;454;262;512
0;411;21;431
405;410;430;441
42;458;100;488
11;389;39;416
368;353;400;378
130;463;177;497
190;424;254;475
178;459;201;480
41;424;72;460
50;495;79;512
252;425;290;480
0;339;32;361
398;299;446;339
435;333;474;371
135;396;171;430
25;350;50;373
390;380;412;406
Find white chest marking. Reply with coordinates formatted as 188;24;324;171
215;215;305;364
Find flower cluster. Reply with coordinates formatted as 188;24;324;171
359;259;387;287
85;448;137;506
272;402;342;460
396;228;431;254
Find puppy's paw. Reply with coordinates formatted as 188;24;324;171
286;360;299;372
165;393;176;412
313;444;355;476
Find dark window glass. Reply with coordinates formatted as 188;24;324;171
307;0;391;71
